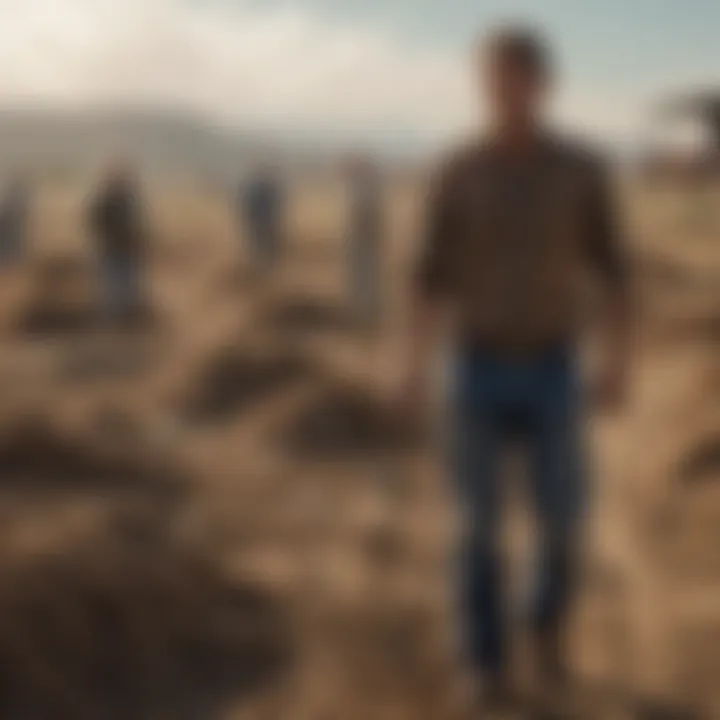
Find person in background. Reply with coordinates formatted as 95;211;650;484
88;161;147;322
395;25;632;712
0;171;31;266
346;155;385;329
240;162;284;274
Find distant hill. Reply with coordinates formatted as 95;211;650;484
0;107;282;182
0;107;429;185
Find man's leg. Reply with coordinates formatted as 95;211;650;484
258;222;274;272
527;355;587;681
449;366;507;687
354;242;378;327
245;218;260;270
104;253;140;319
123;255;143;314
269;219;282;270
99;252;121;319
363;245;381;328
0;227;10;265
348;237;362;318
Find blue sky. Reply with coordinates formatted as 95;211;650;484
238;0;719;90
1;0;717;153
243;0;718;55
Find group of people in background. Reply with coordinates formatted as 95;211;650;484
0;163;148;323
88;161;148;322
239;156;385;328
0;155;385;329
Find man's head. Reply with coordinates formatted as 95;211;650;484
252;155;276;179
346;153;376;182
104;156;136;189
480;25;552;131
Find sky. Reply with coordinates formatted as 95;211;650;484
0;0;717;153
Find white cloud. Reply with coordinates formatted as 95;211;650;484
0;0;647;151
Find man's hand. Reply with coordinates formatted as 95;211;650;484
390;294;447;433
592;293;633;414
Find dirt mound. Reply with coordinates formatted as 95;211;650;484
179;345;315;424
0;519;292;719
17;294;160;338
679;434;720;485
0;419;186;503
275;382;424;461
262;294;354;336
16;297;97;337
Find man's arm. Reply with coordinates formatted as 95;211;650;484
585;161;633;409
396;158;458;414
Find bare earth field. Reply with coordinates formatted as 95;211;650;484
0;177;717;719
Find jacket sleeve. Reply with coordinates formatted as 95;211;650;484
413;156;461;300
584;160;630;298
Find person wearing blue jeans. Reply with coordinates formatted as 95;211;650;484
97;250;143;319
347;156;384;328
89;162;146;321
0;173;31;266
396;26;631;711
240;164;284;274
451;346;585;681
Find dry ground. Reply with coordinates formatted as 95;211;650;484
0;176;716;719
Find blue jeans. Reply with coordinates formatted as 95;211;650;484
246;219;280;271
0;225;24;265
99;252;142;318
449;345;587;676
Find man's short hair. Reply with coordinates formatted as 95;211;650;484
483;25;552;82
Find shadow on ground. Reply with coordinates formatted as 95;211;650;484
17;298;160;340
179;345;316;425
16;296;97;337
15;254;160;339
262;295;356;336
0;418;187;505
679;434;720;485
0;508;292;719
274;381;424;461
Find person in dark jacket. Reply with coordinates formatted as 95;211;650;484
0;171;31;266
346;155;384;328
89;162;147;320
240;163;284;273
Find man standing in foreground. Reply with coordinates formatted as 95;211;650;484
397;27;632;710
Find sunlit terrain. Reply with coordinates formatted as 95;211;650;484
0;175;716;719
